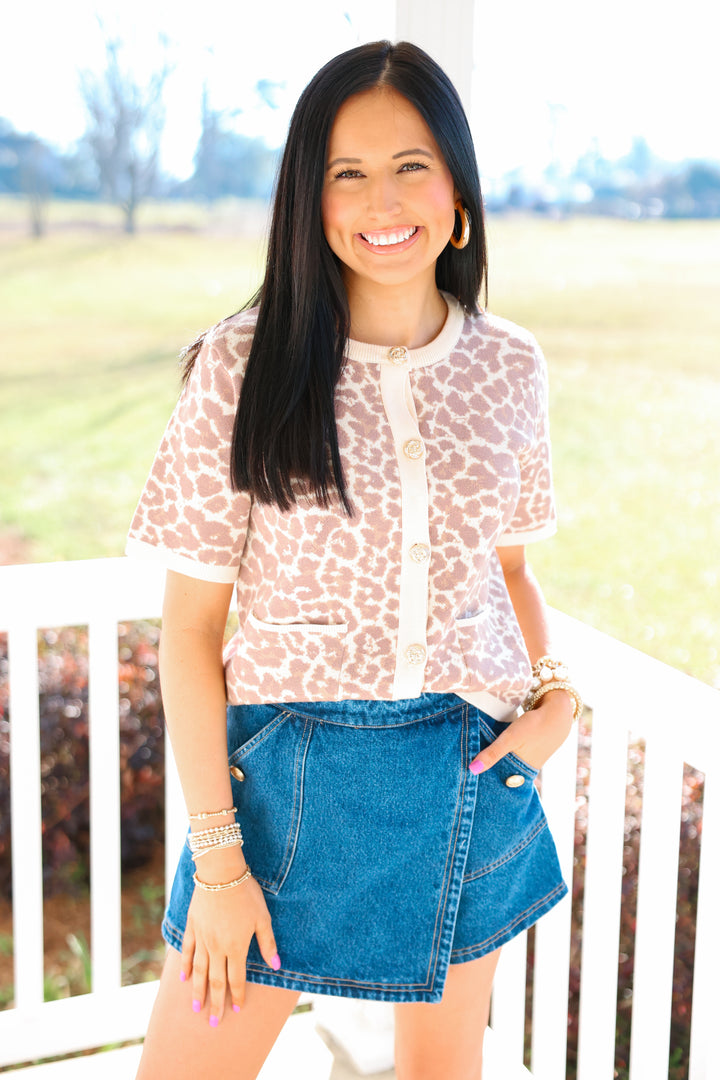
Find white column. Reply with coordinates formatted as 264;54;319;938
395;0;476;112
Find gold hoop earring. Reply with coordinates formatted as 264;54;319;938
450;200;471;249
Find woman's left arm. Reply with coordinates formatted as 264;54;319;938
469;544;575;774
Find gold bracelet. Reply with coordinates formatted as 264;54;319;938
192;839;244;861
523;679;583;721
188;824;243;854
189;806;237;821
193;866;253;892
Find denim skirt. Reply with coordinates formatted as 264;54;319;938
162;693;567;1002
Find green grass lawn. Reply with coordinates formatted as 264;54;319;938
2;200;719;687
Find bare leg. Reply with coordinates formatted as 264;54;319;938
393;950;501;1080
135;946;301;1080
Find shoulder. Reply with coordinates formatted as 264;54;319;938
200;305;259;376
451;308;548;412
458;308;541;360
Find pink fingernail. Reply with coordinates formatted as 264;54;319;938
469;760;485;774
271;953;281;971
233;1004;240;1013
192;999;201;1013
179;971;186;982
209;1015;218;1028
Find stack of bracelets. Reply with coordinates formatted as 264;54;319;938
187;806;253;892
522;656;583;721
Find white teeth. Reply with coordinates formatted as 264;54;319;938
362;226;417;246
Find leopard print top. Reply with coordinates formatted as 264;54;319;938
126;293;556;719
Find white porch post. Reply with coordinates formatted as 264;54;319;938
395;0;476;112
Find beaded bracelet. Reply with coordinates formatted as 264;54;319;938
522;657;583;722
188;823;243;856
193;866;253;892
192;839;244;862
189;806;237;821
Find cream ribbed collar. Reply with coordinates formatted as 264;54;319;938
343;292;466;369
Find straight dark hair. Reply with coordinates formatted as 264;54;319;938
182;40;488;514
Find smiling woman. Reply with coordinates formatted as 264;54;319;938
126;40;578;1080
321;88;457;296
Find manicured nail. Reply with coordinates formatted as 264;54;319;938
233;1004;241;1013
192;999;201;1013
469;759;485;774
209;1015;218;1028
271;953;281;971
179;971;186;982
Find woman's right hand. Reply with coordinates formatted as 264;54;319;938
180;853;281;1025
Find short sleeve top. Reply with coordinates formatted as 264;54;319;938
126;293;556;719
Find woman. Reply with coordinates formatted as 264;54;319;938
128;40;580;1080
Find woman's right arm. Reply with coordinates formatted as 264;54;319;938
160;569;280;1024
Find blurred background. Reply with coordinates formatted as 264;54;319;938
0;1;718;1074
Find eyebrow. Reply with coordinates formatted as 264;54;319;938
326;148;435;170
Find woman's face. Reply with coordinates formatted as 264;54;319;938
321;87;458;294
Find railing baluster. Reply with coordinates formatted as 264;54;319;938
8;623;45;1010
88;616;122;994
688;760;720;1080
628;728;684;1079
531;722;577;1080
577;705;629;1080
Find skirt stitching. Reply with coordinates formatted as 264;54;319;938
462;816;549;883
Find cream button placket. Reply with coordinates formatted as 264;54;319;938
409;543;431;563
405;644;427;666
403;438;424;460
505;774;525;788
388;346;409;366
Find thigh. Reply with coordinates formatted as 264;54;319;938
393;950;501;1080
135;946;301;1080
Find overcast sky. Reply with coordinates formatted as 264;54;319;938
1;0;717;180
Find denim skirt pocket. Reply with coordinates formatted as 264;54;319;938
450;709;567;962
228;708;314;894
462;712;542;882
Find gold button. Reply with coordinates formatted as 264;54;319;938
409;543;430;563
403;438;424;460
405;644;427;665
505;774;525;788
388;346;409;365
230;766;245;781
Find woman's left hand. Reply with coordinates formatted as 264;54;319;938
469;690;575;774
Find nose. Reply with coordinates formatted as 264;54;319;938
366;172;401;218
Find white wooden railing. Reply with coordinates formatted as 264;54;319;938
0;558;719;1078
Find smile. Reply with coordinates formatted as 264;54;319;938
356;226;421;253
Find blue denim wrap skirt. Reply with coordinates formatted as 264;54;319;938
162;693;567;1003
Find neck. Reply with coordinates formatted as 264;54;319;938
344;274;448;350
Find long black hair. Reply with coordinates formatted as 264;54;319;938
182;40;488;515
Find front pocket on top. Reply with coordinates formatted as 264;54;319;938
226;615;349;703
228;711;314;894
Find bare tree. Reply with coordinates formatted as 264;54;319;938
79;35;170;233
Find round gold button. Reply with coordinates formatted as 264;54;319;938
230;766;246;781
403;438;424;460
409;543;431;563
388;346;409;365
505;774;525;788
405;644;427;666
